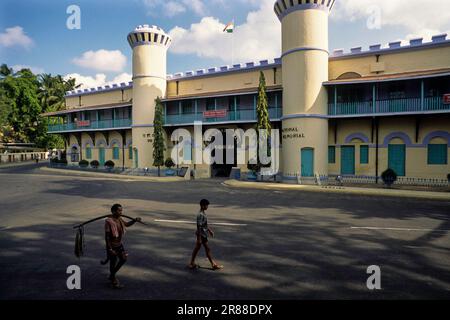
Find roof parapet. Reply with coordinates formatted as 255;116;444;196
330;33;449;58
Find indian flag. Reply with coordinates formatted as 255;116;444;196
223;21;234;33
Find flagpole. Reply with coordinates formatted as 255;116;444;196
231;19;235;66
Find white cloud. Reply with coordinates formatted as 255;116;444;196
64;73;132;90
168;0;280;64
333;0;450;41
12;65;44;74
186;0;206;16
0;26;33;49
143;0;206;17
72;49;127;72
165;1;186;17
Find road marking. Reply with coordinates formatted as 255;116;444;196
0;226;10;231
350;226;449;233
154;219;247;227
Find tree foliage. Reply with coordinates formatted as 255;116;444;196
0;64;77;148
254;71;272;170
153;97;166;176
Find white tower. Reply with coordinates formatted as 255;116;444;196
274;0;335;182
127;25;171;168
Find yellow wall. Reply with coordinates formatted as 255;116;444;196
67;130;133;168
66;89;132;109
329;46;450;80
167;67;282;98
329;117;450;179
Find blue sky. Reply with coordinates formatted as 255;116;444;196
1;0;449;89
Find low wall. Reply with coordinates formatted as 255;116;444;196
0;152;49;164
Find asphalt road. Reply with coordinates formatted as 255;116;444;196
0;163;449;299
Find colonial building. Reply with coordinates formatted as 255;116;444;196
43;0;450;180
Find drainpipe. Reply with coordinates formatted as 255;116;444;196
421;80;425;111
375;118;379;184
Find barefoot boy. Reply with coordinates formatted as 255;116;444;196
105;204;141;288
188;199;222;270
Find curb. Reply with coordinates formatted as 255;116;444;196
0;161;48;169
39;166;185;182
223;180;450;201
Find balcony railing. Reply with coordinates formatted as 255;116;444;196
164;108;282;125
328;97;449;116
48;119;132;132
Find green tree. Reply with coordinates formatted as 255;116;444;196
153;97;165;176
0;65;77;148
255;71;272;178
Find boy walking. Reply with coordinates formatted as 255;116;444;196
188;199;223;270
105;204;141;288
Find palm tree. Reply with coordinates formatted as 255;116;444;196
0;64;13;79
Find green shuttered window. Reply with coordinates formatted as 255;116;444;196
428;144;447;165
113;146;120;160
129;146;133;160
360;145;369;164
86;147;92;159
328;146;336;164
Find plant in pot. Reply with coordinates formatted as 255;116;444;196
247;161;260;181
105;160;115;172
165;158;176;176
79;160;89;168
381;168;397;188
90;160;100;169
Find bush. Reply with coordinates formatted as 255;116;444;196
79;160;89;167
50;158;67;165
447;173;450;181
247;161;261;173
90;160;100;168
105;160;115;168
165;158;175;168
381;168;397;187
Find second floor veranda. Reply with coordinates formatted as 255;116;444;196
162;90;283;126
326;72;450;117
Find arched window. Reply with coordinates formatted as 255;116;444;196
337;72;362;80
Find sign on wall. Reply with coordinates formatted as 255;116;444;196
76;120;91;127
443;94;450;104
203;110;227;118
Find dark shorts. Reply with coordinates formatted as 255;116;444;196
109;244;127;259
196;231;208;244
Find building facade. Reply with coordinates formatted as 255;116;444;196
43;0;450;181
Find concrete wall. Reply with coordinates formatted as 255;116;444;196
0;152;48;164
329;46;450;80
67;130;133;168
66;88;132;109
329;116;450;179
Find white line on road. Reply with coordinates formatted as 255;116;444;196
350;226;449;233
154;219;247;227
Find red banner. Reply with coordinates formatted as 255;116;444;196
443;94;450;104
203;109;227;118
76;120;91;127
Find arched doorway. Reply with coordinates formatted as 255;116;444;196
71;146;80;162
388;144;406;176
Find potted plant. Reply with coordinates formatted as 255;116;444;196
90;160;100;169
381;168;398;188
105;160;115;172
79;160;89;168
165;158;176;176
246;162;260;181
